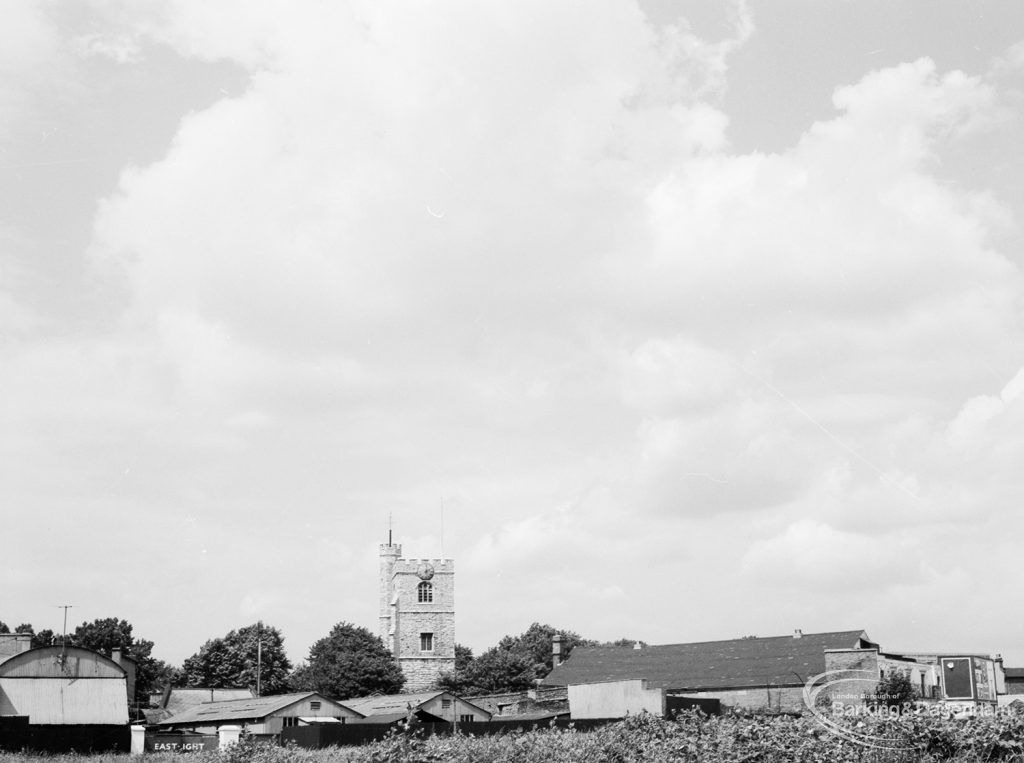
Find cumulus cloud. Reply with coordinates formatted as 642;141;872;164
3;1;1024;661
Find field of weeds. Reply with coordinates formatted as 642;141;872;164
3;710;1024;763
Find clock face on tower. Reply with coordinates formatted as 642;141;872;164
417;563;435;580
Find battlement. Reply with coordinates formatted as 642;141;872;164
378;540;456;692
391;558;454;575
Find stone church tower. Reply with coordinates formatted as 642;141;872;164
379;538;455;692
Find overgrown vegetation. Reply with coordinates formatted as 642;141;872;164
4;708;1024;762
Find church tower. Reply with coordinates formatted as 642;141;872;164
378;535;455;692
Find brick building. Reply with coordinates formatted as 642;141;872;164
379;539;455;692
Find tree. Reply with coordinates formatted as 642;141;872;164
0;621;54;647
870;670;917;714
493;623;595;676
71;617;176;712
441;624;597;695
287;622;404;699
182;622;292;696
437;644;474;694
454;643;474;673
32;629;56;648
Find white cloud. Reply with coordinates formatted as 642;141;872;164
3;2;1024;663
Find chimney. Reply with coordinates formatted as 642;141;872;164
0;633;33;659
552;634;564;667
110;648;137;710
793;629;803;639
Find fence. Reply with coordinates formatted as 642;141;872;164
0;716;131;753
666;696;721;717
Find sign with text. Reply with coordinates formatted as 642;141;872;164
145;733;218;753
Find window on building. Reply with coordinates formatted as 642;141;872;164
310;701;321;711
418;581;434;603
420;632;434;652
282;717;299;728
441;699;452;709
459;714;474;723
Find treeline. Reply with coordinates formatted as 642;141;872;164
1;618;641;712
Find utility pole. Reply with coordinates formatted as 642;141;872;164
256;621;263;697
56;605;74;666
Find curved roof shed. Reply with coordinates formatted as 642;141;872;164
0;646;129;724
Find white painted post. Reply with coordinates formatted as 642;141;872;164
219;725;243;748
130;725;146;755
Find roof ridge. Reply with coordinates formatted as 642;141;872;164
575;630;865;649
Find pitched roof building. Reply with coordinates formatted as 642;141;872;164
543;630;876;692
154;692;360;734
144;687;256;724
343;691;491;724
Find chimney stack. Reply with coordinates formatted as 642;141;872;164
793;629;803;639
552;634;564;667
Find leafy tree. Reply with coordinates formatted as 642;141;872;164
31;629;56;648
454;643;474;673
287;622;404;699
494;623;596;676
0;621;54;647
72;617;134;653
464;647;536;694
71;617;176;712
870;670;917;713
183;622;292;696
441;624;596;695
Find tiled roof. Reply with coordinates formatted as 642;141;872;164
155;692;351;726
543;630;873;690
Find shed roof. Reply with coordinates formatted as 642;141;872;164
543;630;875;690
1004;668;1024;680
343;691;445;716
163;687;256;716
349;709;447;725
343;691;490;719
155;692;353;726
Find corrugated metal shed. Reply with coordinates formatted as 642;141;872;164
0;646;128;725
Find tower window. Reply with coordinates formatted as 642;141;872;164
418;581;433;602
420;632;434;652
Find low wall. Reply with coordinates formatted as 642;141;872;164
145;731;219;752
673;686;806;713
569;680;665;719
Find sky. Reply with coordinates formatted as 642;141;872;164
2;1;1024;671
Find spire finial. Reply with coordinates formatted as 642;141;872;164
388;512;393;546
